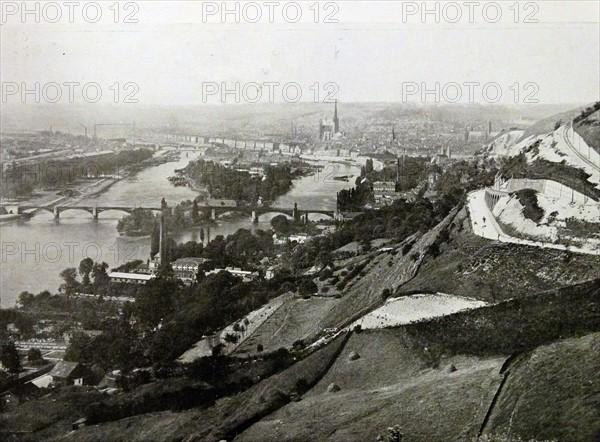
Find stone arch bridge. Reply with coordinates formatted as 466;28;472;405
15;204;336;223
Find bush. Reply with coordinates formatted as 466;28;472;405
299;279;318;297
319;268;334;281
514;189;544;223
292;339;305;350
293;378;309;395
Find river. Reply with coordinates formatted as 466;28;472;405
0;151;362;307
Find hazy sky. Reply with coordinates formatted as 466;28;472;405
1;1;599;105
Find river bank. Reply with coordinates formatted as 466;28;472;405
0;155;361;308
0;150;181;223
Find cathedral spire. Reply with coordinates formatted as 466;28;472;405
333;100;339;134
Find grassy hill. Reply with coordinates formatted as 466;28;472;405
400;207;600;302
517;103;596;144
235;279;600;441
483;333;600;441
574;108;600;152
314;206;462;331
239;353;504;441
233;297;338;356
4;265;598;441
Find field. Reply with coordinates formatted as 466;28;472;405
484;332;600;442
233;296;340;355
350;293;487;330
238;328;506;442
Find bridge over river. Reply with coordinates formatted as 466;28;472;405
15;204;336;223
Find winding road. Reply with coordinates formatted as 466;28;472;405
467;188;600;256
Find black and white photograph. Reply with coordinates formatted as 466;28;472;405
1;1;599;440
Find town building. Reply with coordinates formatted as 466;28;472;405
171;257;210;281
289;234;309;244
108;272;155;284
273;233;310;245
430;146;452;167
427;163;443;190
373;181;399;205
48;361;91;386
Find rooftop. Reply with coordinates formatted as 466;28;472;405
172;257;209;265
108;272;155;281
48;361;79;379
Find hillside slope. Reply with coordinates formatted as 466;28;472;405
400;206;600;301
517;102;596;143
316;206;461;330
483;333;600;441
237;280;600;441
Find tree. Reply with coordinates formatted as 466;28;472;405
223;333;239;344
271;214;292;235
298;279;318;297
79;257;94;287
27;348;44;365
212;343;225;356
173;205;185;228
17;291;35;308
1;341;22;374
59;267;80;296
135;267;180;328
91;262;110;293
64;332;93;363
192;200;200;224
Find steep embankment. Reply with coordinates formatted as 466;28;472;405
316;206;462;330
233;296;339;355
400;206;600;302
237;279;600;442
484;130;525;156
574;108;600;153
482;333;600;442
